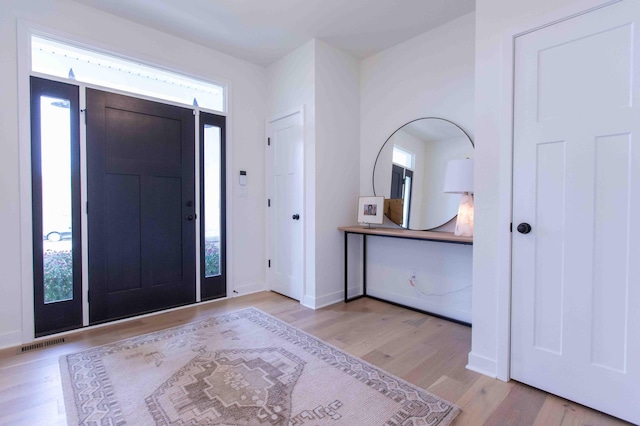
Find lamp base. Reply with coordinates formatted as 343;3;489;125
454;194;474;237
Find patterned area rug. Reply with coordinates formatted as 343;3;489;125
60;308;460;425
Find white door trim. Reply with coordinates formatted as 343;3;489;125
266;107;305;125
17;20;35;344
491;0;622;381
265;106;305;304
16;19;235;346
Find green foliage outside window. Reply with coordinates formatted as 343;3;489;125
204;240;220;277
43;242;220;302
43;249;72;303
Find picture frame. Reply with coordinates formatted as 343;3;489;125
357;196;384;226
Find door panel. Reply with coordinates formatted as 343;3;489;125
511;2;640;423
30;77;82;337
87;89;196;323
267;113;303;301
105;174;141;293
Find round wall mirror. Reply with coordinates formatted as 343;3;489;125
372;117;473;230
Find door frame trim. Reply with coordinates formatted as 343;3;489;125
484;0;622;382
265;106;306;305
16;20;234;345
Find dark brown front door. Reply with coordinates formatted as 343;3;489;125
86;89;196;324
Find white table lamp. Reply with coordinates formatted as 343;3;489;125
443;159;474;237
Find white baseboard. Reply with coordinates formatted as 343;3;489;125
301;290;344;310
466;351;498;378
367;288;471;324
3;286;266;350
301;294;315;309
0;330;23;351
232;282;266;297
346;286;362;299
314;290;344;309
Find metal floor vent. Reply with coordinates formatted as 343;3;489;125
19;337;65;354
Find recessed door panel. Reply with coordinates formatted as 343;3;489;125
146;176;183;286
591;133;630;373
537;24;632;121
533;141;565;354
105;174;141;293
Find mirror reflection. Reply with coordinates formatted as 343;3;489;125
373;118;473;230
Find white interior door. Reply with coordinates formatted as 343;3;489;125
266;112;303;301
511;1;640;423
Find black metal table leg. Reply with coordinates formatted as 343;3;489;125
344;231;348;302
344;231;366;302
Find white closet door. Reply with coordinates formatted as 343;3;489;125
266;112;304;301
511;1;640;423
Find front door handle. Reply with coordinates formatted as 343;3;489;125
186;214;194;221
292;214;300;220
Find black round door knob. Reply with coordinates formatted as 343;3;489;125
186;214;194;221
292;214;300;220
517;223;532;234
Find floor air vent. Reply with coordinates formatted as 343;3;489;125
19;337;65;353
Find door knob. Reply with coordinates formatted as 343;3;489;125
186;214;194;221
517;223;532;234
292;214;300;220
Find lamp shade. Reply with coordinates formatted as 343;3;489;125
443;159;474;194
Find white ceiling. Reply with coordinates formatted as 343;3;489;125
72;0;475;67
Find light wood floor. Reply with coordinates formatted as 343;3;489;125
0;291;631;425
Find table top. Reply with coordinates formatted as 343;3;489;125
338;225;473;245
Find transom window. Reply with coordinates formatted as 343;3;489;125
392;145;415;170
31;35;225;112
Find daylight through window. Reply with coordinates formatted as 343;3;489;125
32;36;225;112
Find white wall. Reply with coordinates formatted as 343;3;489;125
266;40;317;306
421;136;471;229
358;12;475;323
471;0;615;379
0;0;267;348
313;40;360;307
266;39;360;308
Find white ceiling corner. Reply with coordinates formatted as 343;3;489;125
71;0;475;67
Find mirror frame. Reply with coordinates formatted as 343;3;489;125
372;117;474;230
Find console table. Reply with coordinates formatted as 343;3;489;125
339;226;473;324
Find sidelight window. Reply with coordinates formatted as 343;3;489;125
200;113;226;301
31;77;83;336
38;96;74;303
203;124;222;278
